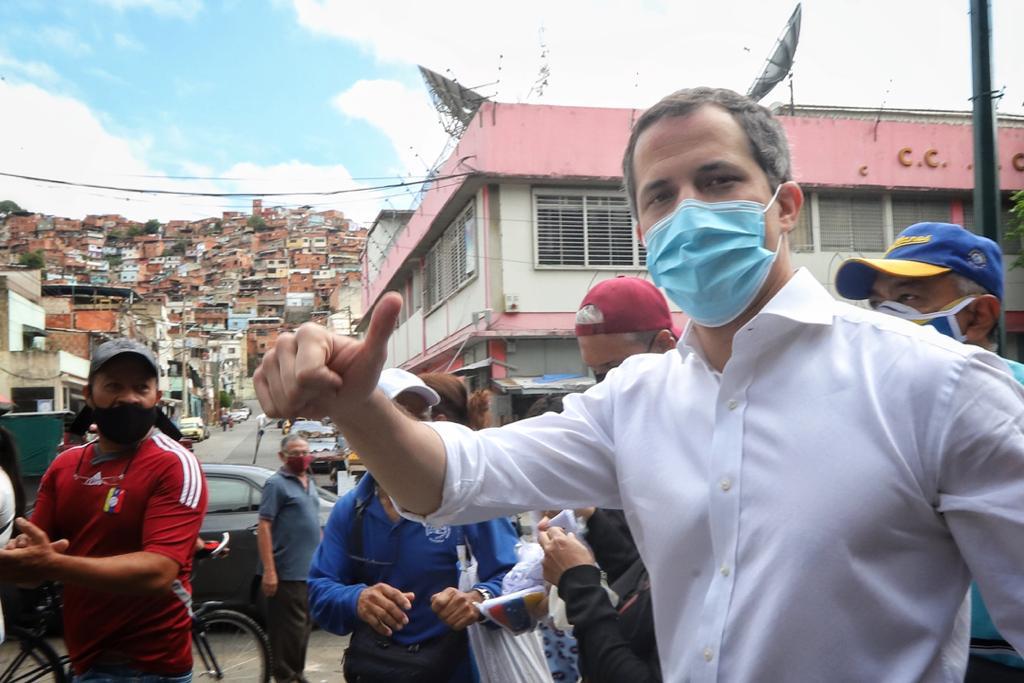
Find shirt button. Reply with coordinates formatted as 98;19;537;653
720;565;730;577
703;647;714;662
727;399;738;410
720;478;732;492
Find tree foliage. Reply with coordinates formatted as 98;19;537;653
144;219;162;234
18;250;45;269
1005;189;1024;269
0;200;22;215
167;240;187;256
247;215;268;231
219;390;233;408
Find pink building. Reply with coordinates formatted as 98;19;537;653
362;101;1024;420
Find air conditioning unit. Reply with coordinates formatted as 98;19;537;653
504;294;519;312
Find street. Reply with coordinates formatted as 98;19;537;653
192;403;354;680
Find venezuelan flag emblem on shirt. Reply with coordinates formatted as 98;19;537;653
103;486;125;513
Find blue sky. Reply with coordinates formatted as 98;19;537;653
1;0;418;180
1;0;1022;224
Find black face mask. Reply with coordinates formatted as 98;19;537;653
92;403;158;445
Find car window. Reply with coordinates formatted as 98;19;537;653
316;486;338;503
206;476;257;513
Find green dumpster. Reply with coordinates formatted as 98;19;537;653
0;411;70;477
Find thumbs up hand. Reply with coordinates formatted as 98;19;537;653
254;291;403;424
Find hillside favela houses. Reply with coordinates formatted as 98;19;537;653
0;200;367;422
361;99;1024;422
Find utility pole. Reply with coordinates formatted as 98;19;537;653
969;0;1004;352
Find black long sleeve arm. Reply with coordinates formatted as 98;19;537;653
559;564;660;683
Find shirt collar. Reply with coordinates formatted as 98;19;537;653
677;268;835;367
755;268;835;327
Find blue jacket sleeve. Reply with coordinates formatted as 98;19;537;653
307;494;368;636
464;516;519;598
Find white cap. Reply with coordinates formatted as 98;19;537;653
377;368;440;406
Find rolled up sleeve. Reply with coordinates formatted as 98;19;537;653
399;385;621;526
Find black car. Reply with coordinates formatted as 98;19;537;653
193;463;337;618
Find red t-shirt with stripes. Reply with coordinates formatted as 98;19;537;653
32;432;207;675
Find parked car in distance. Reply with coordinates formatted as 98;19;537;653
193;463;337;620
288;419;346;474
179;417;209;441
228;410;248;422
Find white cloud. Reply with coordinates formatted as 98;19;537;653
331;79;451;174
94;0;202;20
297;0;1024;183
0;52;60;84
0;80;379;224
294;0;1024;114
113;32;144;51
38;26;92;56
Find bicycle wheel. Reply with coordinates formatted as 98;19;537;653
193;609;271;682
0;626;67;683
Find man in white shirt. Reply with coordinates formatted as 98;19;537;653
253;87;1024;682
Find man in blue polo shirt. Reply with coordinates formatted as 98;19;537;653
836;222;1024;681
258;434;322;683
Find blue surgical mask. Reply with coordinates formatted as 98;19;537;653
874;297;975;342
643;187;783;327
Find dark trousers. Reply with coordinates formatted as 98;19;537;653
966;656;1024;683
267;580;312;683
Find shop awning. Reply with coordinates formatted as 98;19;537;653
452;358;517;375
491;374;594;395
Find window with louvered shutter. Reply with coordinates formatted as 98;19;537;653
535;191;641;267
423;202;476;310
536;195;585;266
890;197;951;232
818;195;885;251
791;205;813;252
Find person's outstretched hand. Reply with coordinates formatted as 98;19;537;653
254;291;403;421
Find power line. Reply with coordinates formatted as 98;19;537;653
0;170;474;199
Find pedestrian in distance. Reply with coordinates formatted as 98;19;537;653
0;338;207;681
255;87;1024;682
257;434;323;683
836;222;1024;682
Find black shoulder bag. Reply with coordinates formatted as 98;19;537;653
342;493;467;683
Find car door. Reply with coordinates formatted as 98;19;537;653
193;474;262;608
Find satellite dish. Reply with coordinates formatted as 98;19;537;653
418;66;489;139
747;3;802;103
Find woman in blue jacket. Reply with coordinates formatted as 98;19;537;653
308;369;519;682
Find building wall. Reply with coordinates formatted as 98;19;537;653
497;184;644;314
7;291;46;352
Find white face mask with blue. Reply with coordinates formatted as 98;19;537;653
643;185;785;328
874;296;975;343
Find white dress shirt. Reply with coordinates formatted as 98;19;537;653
408;268;1024;682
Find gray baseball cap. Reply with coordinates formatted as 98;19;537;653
89;339;160;380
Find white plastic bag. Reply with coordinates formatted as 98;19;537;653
459;543;552;683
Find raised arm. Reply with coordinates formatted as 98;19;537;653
254;293;446;516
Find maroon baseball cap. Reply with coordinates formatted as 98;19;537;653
575;277;681;338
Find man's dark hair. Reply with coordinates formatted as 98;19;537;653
622;87;793;219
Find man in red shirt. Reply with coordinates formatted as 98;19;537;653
0;339;207;681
